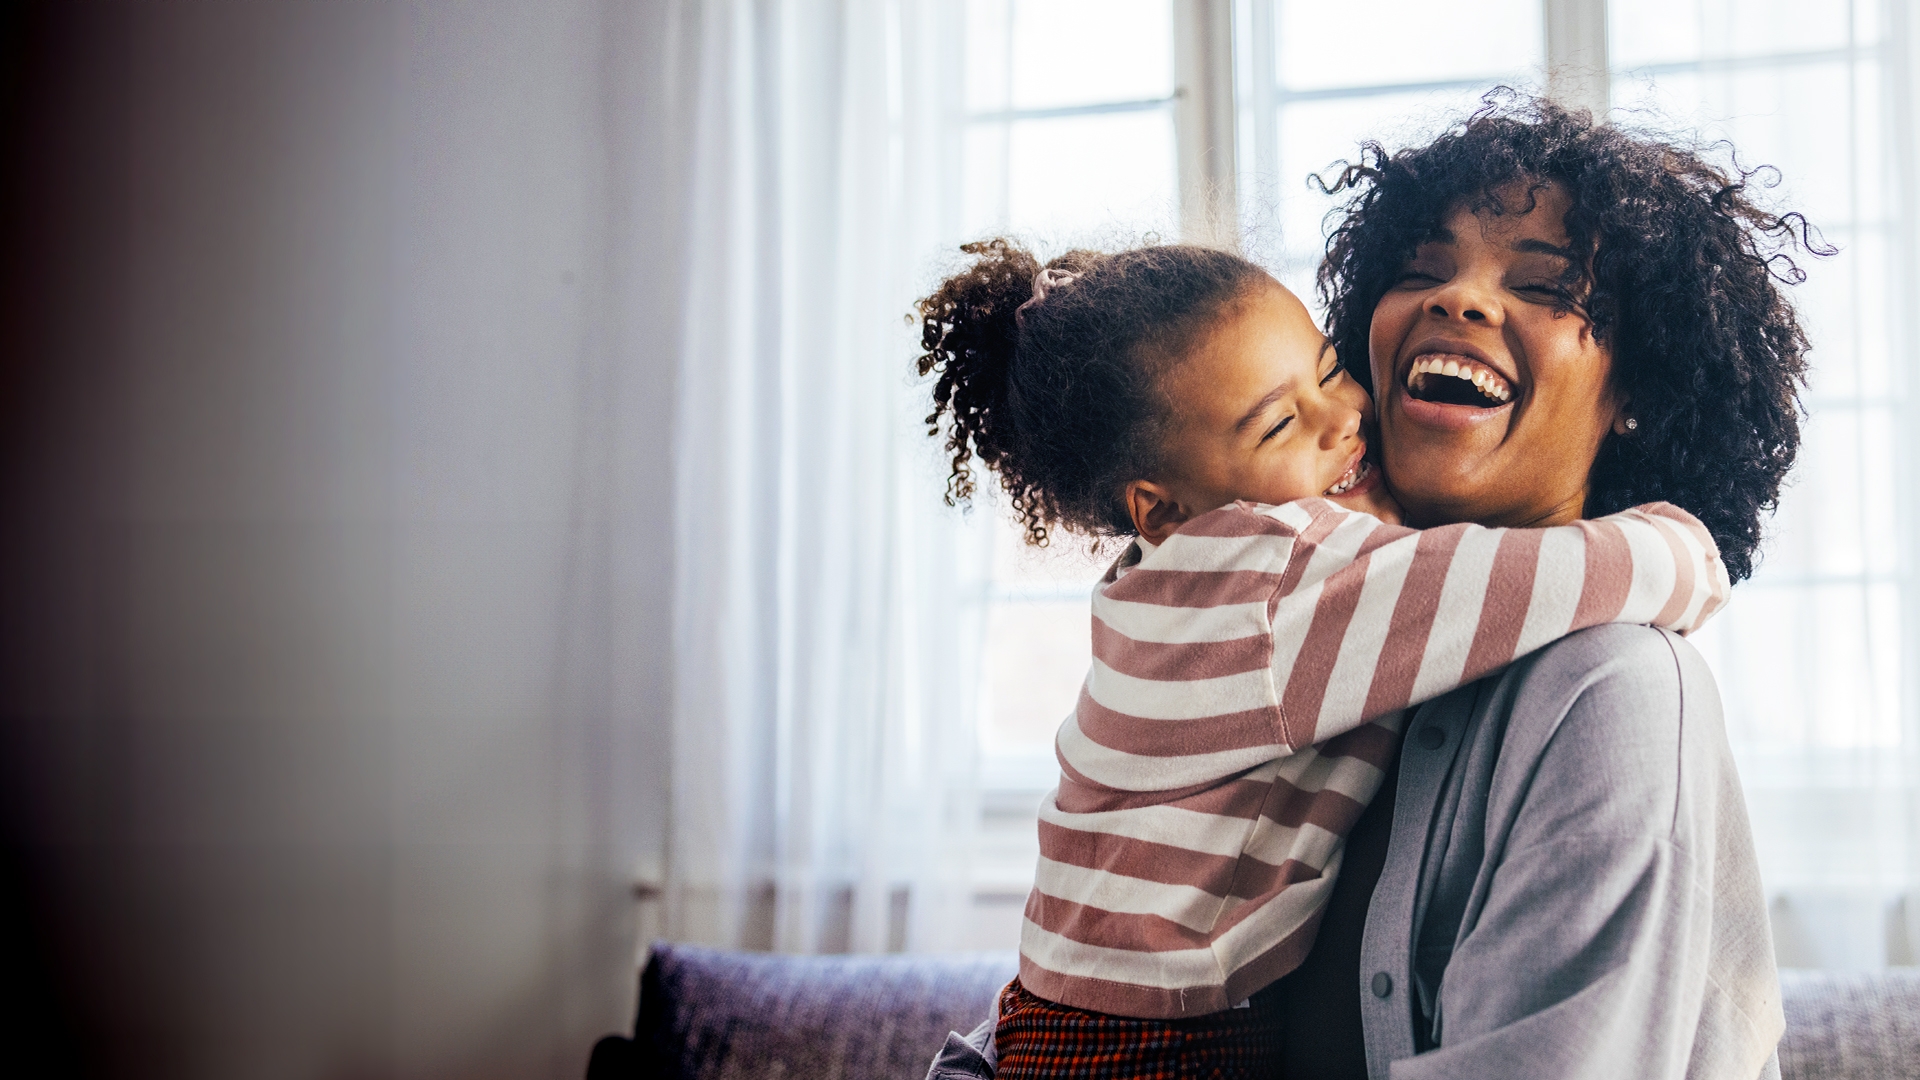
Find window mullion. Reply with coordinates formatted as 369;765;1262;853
1545;0;1611;114
1174;0;1239;246
1886;0;1920;809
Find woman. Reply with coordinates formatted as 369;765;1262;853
1258;94;1818;1080
931;97;1818;1080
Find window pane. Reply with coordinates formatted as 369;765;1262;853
1690;581;1903;753
966;0;1173;113
1250;6;1545;308
963;0;1181;775
1612;6;1912;791
1610;0;1857;69
1259;87;1497;302
983;599;1094;751
1277;0;1542;92
966;108;1179;242
1797;227;1896;403
1752;404;1900;582
1603;4;1912;921
1610;62;1884;229
982;509;1112;751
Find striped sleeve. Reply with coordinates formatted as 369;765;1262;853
1270;499;1730;747
1016;497;1730;1020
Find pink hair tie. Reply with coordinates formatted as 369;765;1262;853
1016;267;1077;325
1031;267;1076;301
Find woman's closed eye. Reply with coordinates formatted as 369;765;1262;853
1512;279;1588;315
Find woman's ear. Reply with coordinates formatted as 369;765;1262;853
1610;391;1635;436
1125;480;1192;544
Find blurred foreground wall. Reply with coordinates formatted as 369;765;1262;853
0;3;681;1076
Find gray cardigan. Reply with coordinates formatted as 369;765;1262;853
930;624;1785;1079
1359;623;1782;1078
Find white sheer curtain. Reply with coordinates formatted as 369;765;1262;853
1606;0;1920;969
661;0;991;955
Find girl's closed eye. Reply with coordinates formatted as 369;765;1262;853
1261;415;1293;443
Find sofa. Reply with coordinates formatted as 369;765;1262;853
588;942;1920;1080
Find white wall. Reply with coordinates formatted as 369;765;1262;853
0;3;683;1076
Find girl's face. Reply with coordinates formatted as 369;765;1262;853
1368;184;1625;528
1125;281;1400;542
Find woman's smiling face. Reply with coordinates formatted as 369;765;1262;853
1369;183;1625;528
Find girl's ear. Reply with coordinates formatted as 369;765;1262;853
1125;480;1192;544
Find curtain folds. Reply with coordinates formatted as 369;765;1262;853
1614;0;1920;970
663;0;988;955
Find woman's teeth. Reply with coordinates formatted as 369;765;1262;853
1406;353;1512;404
1326;458;1370;496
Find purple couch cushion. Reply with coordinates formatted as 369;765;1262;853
592;942;1016;1080
591;949;1917;1080
1778;969;1920;1080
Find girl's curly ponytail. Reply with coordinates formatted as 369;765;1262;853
916;238;1265;546
916;238;1041;517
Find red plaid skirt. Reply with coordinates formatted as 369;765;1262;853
992;978;1284;1080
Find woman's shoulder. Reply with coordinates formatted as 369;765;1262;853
1489;624;1731;841
1511;623;1719;726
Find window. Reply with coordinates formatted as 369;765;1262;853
1608;0;1919;963
958;3;1197;912
962;0;1180;243
955;0;1919;962
1235;0;1547;299
959;0;1562;909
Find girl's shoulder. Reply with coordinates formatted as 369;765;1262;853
1104;499;1350;598
1106;498;1399;606
1173;497;1357;540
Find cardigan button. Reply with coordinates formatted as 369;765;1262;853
1371;972;1393;998
1419;726;1446;750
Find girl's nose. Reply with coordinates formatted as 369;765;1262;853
1314;397;1362;449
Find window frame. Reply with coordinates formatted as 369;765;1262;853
963;0;1920;916
971;0;1596;802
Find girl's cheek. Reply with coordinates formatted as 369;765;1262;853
1333;374;1376;423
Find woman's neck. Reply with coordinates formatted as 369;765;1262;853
1398;485;1589;530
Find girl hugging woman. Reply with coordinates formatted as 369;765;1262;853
923;97;1820;1080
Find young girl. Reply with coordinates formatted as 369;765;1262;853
916;239;1727;1078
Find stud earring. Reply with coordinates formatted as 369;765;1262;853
1624;417;1638;431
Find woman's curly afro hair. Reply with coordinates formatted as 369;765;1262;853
1317;93;1829;581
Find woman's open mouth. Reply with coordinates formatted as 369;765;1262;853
1406;352;1512;408
1325;456;1374;496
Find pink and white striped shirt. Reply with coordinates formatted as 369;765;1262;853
1019;498;1729;1019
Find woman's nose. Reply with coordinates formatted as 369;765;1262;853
1426;276;1502;325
